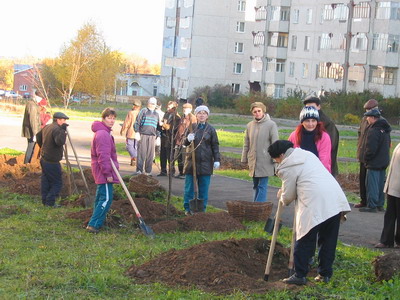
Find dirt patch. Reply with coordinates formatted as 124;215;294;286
128;174;166;197
372;251;400;281
220;155;247;170
66;198;184;228
336;173;359;194
126;238;302;295
152;211;245;233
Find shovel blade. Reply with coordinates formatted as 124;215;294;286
138;217;155;238
189;198;204;213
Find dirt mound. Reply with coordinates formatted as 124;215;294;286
127;238;294;295
220;155;247;170
66;198;184;228
336;173;359;194
373;251;400;281
152;211;245;233
128;174;165;197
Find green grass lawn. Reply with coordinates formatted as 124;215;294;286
0;190;399;299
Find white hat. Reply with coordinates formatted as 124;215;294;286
299;106;319;123
194;105;210;115
148;97;157;105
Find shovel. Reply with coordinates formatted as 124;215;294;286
189;139;204;213
110;159;155;238
264;199;284;281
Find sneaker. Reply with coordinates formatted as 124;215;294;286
185;211;193;216
374;243;392;248
354;203;366;208
145;173;152;177
133;171;142;175
174;174;185;179
359;207;377;213
314;274;330;283
377;206;386;212
157;172;167;177
282;274;307;285
86;226;99;234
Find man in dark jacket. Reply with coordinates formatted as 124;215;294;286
36;112;69;207
355;99;379;208
21;91;42;164
359;108;391;213
303;96;339;177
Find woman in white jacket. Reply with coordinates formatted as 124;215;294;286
268;140;351;285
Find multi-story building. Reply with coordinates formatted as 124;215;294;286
160;0;400;99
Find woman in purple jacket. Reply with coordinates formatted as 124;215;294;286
86;108;119;234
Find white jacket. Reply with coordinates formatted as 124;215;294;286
277;148;351;240
384;143;400;198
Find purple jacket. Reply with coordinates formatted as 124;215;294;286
91;121;119;184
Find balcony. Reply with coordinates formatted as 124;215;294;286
266;46;288;59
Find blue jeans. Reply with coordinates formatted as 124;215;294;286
366;169;386;209
126;138;138;159
88;183;114;229
183;174;211;212
253;177;269;202
294;213;341;278
40;160;62;206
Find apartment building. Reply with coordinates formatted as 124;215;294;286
160;0;400;99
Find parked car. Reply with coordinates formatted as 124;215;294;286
5;91;22;99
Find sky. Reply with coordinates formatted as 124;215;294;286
0;0;165;64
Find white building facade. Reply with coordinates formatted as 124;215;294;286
160;0;400;99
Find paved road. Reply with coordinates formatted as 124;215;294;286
0;111;386;249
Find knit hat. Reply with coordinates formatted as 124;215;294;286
364;108;381;117
183;103;193;109
194;105;210;115
250;102;266;113
299;106;319;123
303;96;321;106
148;97;157;105
363;99;378;110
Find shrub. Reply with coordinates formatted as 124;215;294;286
343;113;361;125
233;92;276;115
190;84;238;108
274;97;303;119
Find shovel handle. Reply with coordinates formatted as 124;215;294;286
264;199;284;281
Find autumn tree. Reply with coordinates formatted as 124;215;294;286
0;59;14;90
122;54;153;74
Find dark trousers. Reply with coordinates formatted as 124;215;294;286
40;160;62;206
176;146;184;175
380;194;400;246
160;144;173;174
359;163;367;205
294;213;341;278
24;138;36;164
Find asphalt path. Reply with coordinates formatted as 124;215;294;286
0;111;387;249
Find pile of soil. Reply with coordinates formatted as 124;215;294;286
152;211;245;233
127;238;296;295
336;173;359;194
66;197;184;228
128;174;165;197
372;251;400;281
220;155;247;170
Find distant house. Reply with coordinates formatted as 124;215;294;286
13;64;36;98
115;73;160;98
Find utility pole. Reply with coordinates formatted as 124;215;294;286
342;0;355;93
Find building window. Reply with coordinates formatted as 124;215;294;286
255;6;267;20
232;83;241;93
234;42;244;53
166;17;176;28
267;84;284;98
268;32;288;47
302;63;309;78
354;2;370;18
233;63;243;74
291;35;297;50
304;36;311;51
19;85;28;91
348;66;365;81
153;85;158;96
319;33;346;50
334;4;349;21
236;21;245;33
270;6;290;21
376;2;400;20
251;57;263;72
238;1;246;12
289;62;295;77
369;66;396;85
276;59;285;72
317;62;344;79
292;9;299;23
352;33;368;51
266;58;274;71
306;9;313;24
280;7;290;21
253;32;265;46
180;17;191;29
372;33;400;52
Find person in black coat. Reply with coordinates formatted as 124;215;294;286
359;108;391;213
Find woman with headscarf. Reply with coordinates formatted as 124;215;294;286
288;106;332;173
183;105;220;214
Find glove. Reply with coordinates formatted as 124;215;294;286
134;132;141;141
32;135;36;142
213;162;220;169
187;133;195;142
155;137;161;146
61;123;69;131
